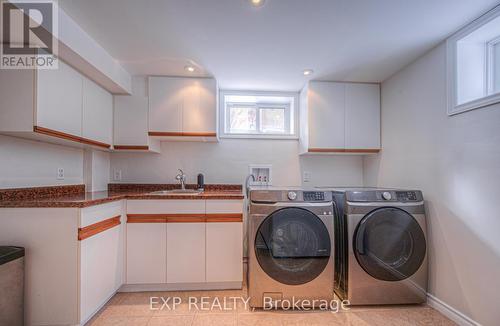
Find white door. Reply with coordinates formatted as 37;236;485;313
206;223;243;282
126;223;167;284
82;77;113;144
307;81;345;149
148;77;183;133
345;83;380;149
114;96;149;146
36;61;83;136
80;226;122;324
182;78;217;133
166;223;206;283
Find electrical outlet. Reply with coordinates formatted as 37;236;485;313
114;169;122;181
57;168;64;180
303;171;312;183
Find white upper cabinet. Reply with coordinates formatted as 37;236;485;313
148;76;217;138
0;60;113;149
83;77;113;145
149;77;184;133
182;78;217;133
113;95;160;152
37;61;83;136
345;83;380;150
307;81;345;149
114;96;149;146
300;81;380;154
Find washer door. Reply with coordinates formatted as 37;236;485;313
354;207;426;281
254;207;331;285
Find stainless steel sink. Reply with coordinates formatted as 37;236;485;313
149;189;203;195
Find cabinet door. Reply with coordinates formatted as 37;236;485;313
307;81;345;149
80;224;122;324
148;77;183;133
167;223;206;283
182;78;217;133
345;83;380;149
127;223;167;284
114;96;149;146
82;78;113;145
206;223;243;283
36;61;83;136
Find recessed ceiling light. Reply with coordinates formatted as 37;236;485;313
249;0;265;8
303;69;314;76
184;65;195;72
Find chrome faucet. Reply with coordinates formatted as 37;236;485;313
175;169;187;190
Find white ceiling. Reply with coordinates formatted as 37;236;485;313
59;0;499;91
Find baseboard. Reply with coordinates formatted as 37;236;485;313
119;281;242;292
427;293;480;326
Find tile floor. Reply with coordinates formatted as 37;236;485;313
87;286;455;326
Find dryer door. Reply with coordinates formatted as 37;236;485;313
353;207;426;281
254;207;331;285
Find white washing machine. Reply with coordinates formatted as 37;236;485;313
248;188;335;308
329;188;428;305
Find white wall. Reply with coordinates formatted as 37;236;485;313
110;139;364;187
0;135;111;190
111;76;364;187
0;135;84;188
83;149;111;192
363;43;500;326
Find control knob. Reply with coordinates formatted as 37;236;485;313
288;191;297;200
382;191;392;200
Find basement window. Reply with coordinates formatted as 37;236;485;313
219;90;298;139
447;6;500;115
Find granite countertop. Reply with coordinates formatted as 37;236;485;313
0;184;244;208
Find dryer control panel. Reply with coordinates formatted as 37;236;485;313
395;191;419;201
345;190;423;202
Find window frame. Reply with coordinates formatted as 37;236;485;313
446;5;500;115
486;36;500;95
219;90;299;140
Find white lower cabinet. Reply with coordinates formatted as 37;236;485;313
80;225;122;323
206;222;243;282
79;201;125;325
126;223;167;284
167;223;206;283
124;199;243;290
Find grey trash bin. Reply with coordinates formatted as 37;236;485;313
0;246;24;326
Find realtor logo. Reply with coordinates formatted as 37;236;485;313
1;0;58;69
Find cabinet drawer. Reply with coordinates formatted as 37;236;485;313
80;201;123;228
126;200;205;214
206;200;243;214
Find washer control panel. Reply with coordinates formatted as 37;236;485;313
382;191;392;200
287;191;297;200
249;189;333;203
303;191;326;202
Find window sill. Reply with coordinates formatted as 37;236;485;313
448;92;500;116
219;134;299;140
